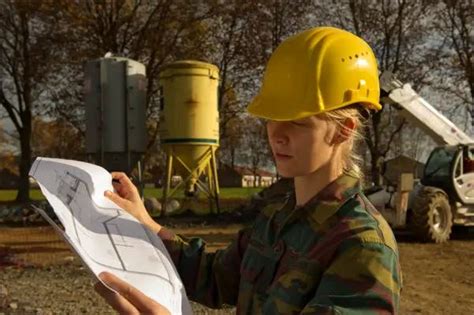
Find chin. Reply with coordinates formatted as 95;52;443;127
276;163;322;178
277;172;294;178
275;169;292;178
276;166;304;178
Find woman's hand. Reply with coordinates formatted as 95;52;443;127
94;272;171;315
105;172;162;234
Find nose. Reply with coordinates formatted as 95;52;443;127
267;121;289;145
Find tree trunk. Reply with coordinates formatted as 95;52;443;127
370;153;384;187
16;120;32;202
230;146;235;169
16;126;31;202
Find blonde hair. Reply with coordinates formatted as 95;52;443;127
320;105;369;181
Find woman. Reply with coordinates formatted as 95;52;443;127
95;26;402;314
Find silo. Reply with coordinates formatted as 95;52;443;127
159;60;220;215
84;56;147;186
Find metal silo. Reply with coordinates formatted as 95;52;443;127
84;55;147;187
159;60;220;215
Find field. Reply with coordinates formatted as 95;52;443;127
0;187;263;202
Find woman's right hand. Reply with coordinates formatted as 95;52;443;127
105;172;162;234
95;271;171;315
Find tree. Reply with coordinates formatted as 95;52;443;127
434;0;473;127
204;0;313;167
0;0;61;201
315;0;441;184
31;117;84;159
0;122;18;176
0;122;8;149
46;0;217;175
198;0;268;154
241;116;272;186
219;113;246;169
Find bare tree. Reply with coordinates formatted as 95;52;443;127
240;117;272;186
47;0;217;173
206;0;313;168
219;113;246;169
434;0;473;127
204;0;260;143
0;1;61;201
315;0;441;184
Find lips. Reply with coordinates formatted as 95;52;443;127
275;152;293;160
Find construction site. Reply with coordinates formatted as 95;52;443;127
1;63;474;313
1;1;473;314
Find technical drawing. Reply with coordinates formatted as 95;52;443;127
29;157;192;315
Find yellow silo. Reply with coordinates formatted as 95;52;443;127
159;60;220;215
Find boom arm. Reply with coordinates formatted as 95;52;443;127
380;72;473;146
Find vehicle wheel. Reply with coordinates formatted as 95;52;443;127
409;186;453;243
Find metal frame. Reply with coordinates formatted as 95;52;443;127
161;146;220;216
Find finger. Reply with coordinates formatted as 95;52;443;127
99;272;163;313
94;281;139;315
112;181;121;191
112;182;126;196
104;190;129;209
111;172;139;199
111;172;137;191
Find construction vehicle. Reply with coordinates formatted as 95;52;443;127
365;72;474;243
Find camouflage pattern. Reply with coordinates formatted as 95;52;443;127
159;170;403;314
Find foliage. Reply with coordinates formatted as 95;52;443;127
0;0;471;190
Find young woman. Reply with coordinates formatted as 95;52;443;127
95;26;402;314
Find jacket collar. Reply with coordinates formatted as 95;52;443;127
290;169;362;225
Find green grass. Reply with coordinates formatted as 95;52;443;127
0;187;263;202
143;187;262;199
0;189;45;201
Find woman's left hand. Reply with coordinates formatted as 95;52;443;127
94;272;171;315
105;172;162;234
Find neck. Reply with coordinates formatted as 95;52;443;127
294;162;343;207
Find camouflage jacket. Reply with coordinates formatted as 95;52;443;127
158;171;403;314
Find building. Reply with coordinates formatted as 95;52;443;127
218;164;277;188
383;155;425;185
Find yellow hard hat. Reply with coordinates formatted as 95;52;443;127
247;27;381;121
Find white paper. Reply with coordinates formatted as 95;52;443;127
29;157;192;315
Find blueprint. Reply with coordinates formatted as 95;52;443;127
29;157;192;315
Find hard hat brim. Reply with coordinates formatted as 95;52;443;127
247;96;382;121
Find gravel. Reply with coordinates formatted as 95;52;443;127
0;262;235;314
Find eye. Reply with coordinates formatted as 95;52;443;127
291;119;310;126
291;121;305;126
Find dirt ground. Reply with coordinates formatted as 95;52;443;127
396;228;474;314
1;221;474;314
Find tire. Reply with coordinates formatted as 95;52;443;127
409;186;453;243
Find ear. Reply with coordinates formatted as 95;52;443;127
334;118;357;144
